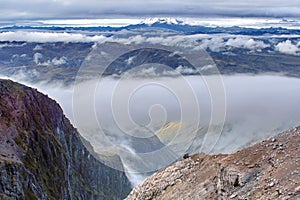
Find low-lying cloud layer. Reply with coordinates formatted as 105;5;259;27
2;72;300;185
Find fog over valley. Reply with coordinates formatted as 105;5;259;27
2;73;299;185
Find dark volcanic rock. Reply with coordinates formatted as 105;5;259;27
0;79;131;199
126;127;300;200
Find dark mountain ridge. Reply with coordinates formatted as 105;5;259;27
0;79;131;199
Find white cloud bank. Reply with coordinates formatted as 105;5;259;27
1;31;300;56
275;40;300;55
32;52;68;66
3;71;300;185
226;38;270;51
198;37;270;52
106;34;272;52
0;31;107;43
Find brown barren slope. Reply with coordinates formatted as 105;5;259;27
126;127;300;200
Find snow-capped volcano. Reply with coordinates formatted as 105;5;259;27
141;17;184;25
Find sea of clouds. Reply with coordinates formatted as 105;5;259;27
2;72;300;185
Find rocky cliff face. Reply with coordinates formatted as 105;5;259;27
126;127;300;200
0;79;131;199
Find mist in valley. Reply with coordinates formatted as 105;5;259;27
2;72;300;185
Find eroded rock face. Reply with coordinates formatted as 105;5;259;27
126;127;300;200
0;79;132;199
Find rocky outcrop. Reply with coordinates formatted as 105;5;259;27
126;127;300;200
0;79;131;199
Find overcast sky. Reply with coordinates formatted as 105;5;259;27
1;0;300;20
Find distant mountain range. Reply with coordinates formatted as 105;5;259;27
2;18;300;36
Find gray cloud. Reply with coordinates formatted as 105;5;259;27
1;0;300;20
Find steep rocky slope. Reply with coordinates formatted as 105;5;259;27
0;79;131;199
126;127;300;199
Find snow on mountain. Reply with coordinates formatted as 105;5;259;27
141;17;184;25
140;17;300;29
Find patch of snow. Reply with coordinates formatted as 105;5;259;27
142;17;184;25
